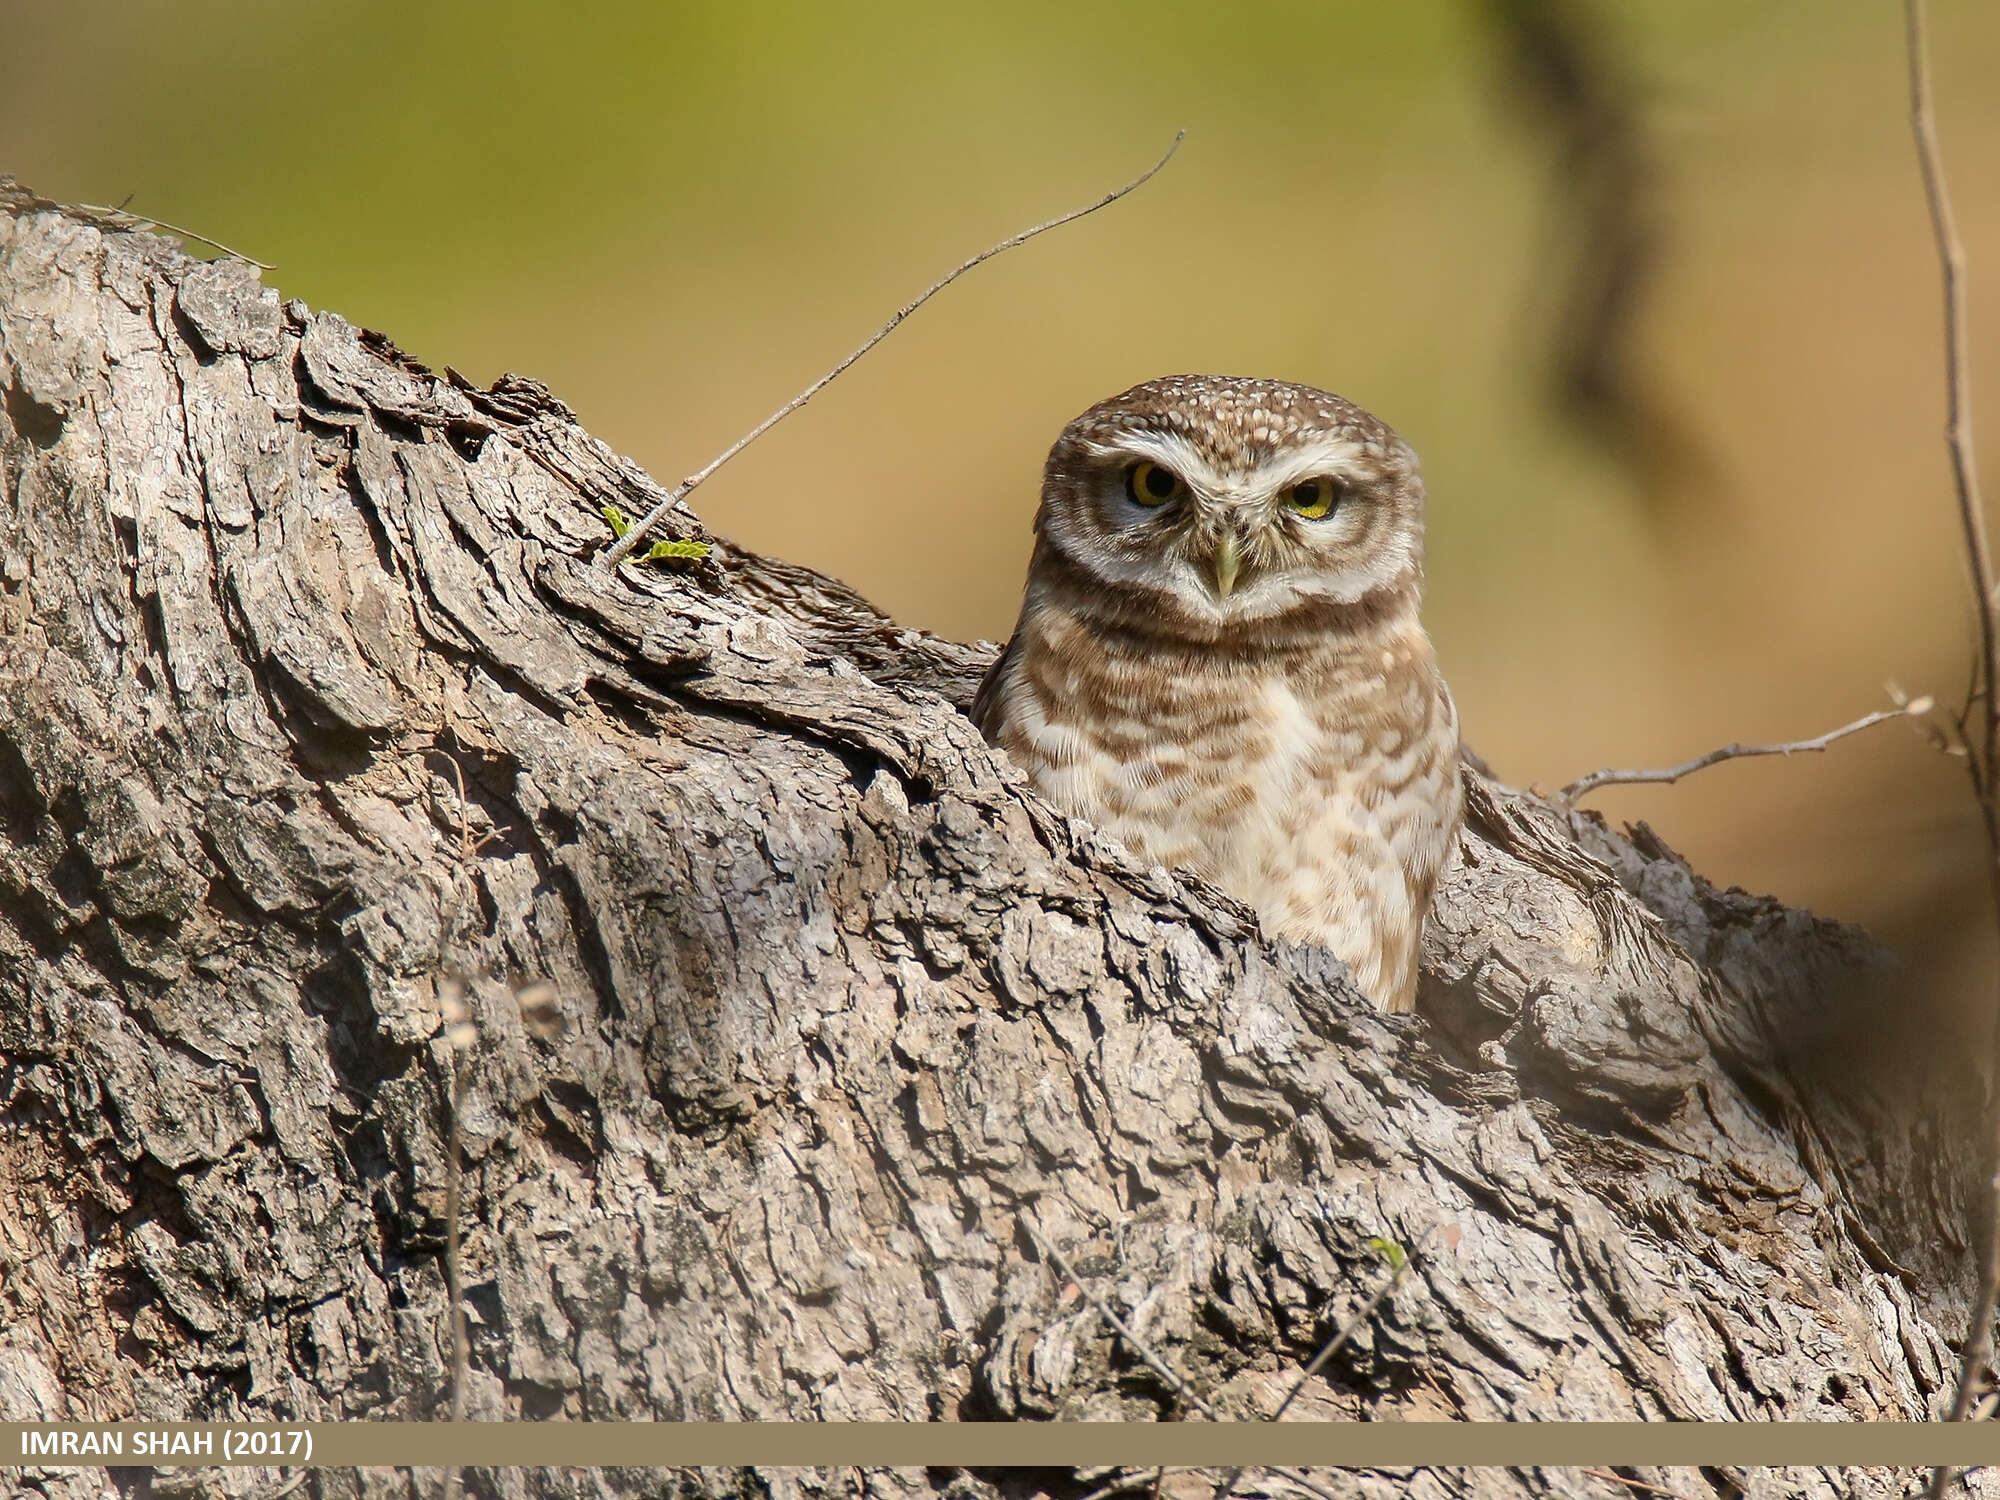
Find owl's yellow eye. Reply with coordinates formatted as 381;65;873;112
1285;478;1339;520
1126;461;1182;508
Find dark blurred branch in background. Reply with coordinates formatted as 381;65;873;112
1481;0;1702;501
1908;0;2000;1480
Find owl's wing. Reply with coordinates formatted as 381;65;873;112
969;633;1018;743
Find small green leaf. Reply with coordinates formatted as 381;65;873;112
642;539;711;564
601;504;707;564
1365;1236;1407;1271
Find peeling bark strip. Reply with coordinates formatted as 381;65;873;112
0;180;1987;1500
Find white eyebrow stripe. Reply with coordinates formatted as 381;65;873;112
1078;431;1228;492
1246;438;1374;493
1078;432;1373;498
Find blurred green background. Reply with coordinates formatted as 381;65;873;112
5;1;1998;997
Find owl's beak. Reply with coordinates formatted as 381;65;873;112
1211;532;1241;599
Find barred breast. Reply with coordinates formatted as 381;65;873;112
976;595;1462;1012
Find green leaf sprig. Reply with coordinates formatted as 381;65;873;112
602;505;711;566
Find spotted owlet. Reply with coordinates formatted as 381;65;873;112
973;375;1464;1012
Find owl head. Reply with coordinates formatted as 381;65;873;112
1030;375;1427;645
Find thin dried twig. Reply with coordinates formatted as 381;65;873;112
429;754;481;1500
1903;6;1996;676
438;1045;471;1499
75;199;271;269
1558;705;1922;805
1029;1221;1386;1500
1026;1218;1218;1418
599;131;1185;568
1578;1470;1690;1500
1261;1472;1355;1500
1910;0;2000;1488
444;1049;470;1414
1273;1238;1424;1425
1209;1234;1428;1500
1074;1471;1164;1500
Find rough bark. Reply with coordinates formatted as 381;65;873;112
0;180;1986;1500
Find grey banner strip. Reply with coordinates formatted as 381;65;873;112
6;1423;2000;1468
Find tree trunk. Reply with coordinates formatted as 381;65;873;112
0;179;1985;1500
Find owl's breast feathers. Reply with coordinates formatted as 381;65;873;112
974;587;1463;1012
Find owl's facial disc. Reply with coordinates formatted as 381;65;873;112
1033;379;1428;640
1070;433;1409;616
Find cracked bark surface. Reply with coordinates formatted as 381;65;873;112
0;180;1987;1500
